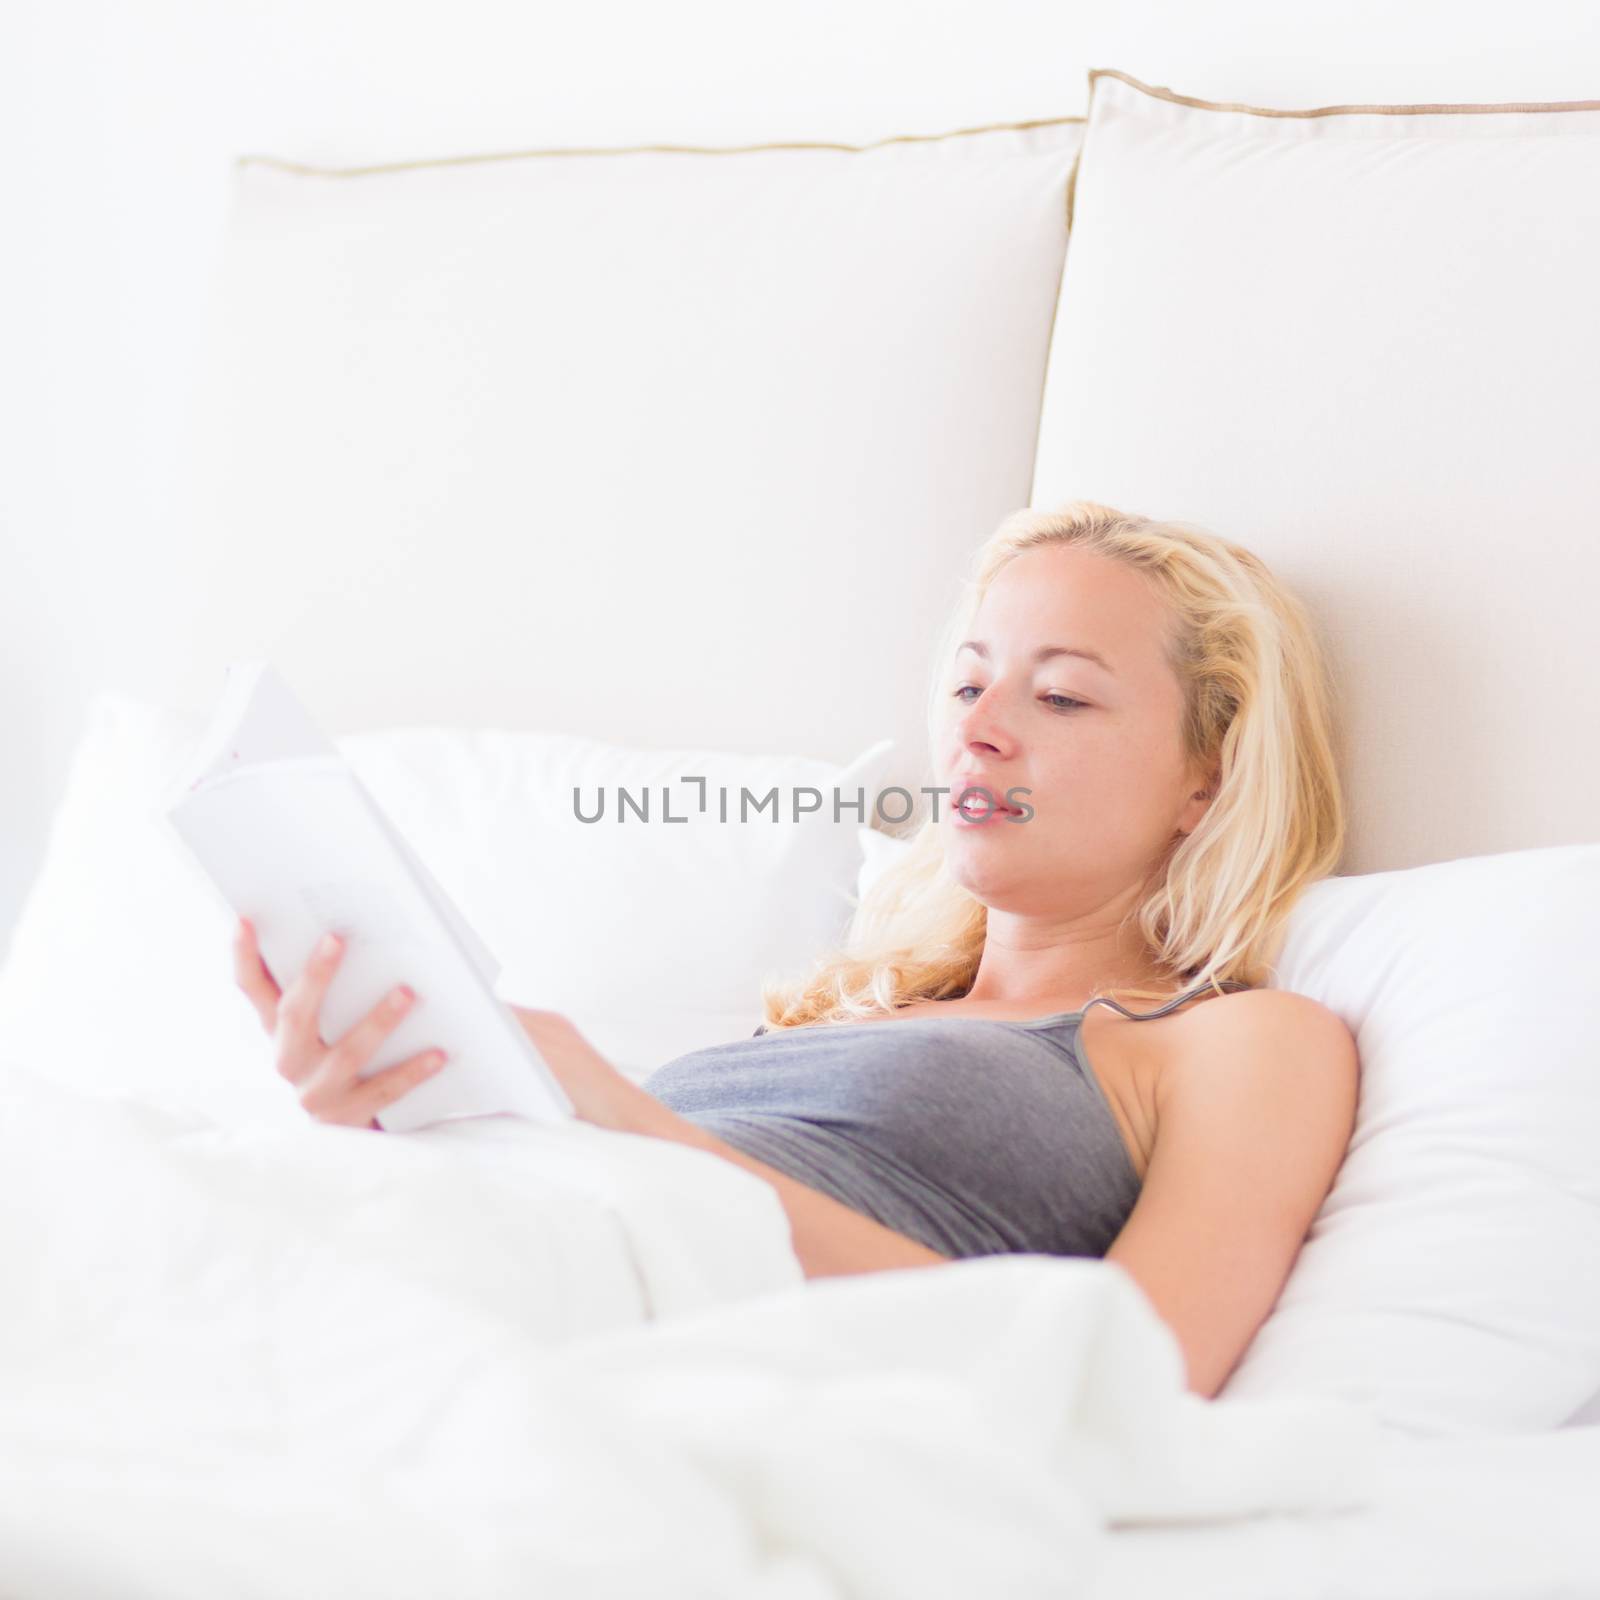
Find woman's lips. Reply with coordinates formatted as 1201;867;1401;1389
953;794;1022;825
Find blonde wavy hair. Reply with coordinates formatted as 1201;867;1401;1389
759;499;1346;1030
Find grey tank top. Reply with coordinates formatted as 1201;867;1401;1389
642;980;1253;1262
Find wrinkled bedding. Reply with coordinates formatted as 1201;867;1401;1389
0;1064;1380;1599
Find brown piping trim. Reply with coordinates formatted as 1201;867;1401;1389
235;113;1087;179
1088;66;1600;119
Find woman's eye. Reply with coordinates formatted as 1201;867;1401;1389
952;685;1086;712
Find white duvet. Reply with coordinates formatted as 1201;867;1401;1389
0;1064;1380;1599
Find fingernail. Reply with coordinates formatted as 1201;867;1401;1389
426;1051;447;1068
318;933;342;957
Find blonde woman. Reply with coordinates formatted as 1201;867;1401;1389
234;500;1359;1401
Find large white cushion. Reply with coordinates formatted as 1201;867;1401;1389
1217;843;1600;1435
1031;69;1600;877
844;831;1600;1433
0;692;893;1128
143;119;1085;803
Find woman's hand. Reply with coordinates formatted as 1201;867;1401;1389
232;917;448;1129
506;1005;672;1137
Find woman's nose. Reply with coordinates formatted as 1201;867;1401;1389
957;687;1015;754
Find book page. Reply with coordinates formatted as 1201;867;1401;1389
172;660;337;787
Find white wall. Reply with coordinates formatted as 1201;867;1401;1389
5;0;1599;961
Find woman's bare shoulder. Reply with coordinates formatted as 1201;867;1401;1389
1153;987;1358;1097
1181;986;1349;1033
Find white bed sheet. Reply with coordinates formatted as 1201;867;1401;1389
1091;1424;1600;1599
6;1051;1593;1599
0;1058;1389;1600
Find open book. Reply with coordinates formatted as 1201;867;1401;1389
163;661;575;1133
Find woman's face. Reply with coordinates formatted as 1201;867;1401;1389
933;542;1214;916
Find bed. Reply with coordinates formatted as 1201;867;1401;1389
1093;1427;1600;1599
3;35;1598;1600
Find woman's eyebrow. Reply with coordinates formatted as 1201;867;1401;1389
957;640;1116;676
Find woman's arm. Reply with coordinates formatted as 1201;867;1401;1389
1101;990;1359;1398
507;1005;951;1279
640;1102;954;1280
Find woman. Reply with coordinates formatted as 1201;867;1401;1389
233;500;1359;1400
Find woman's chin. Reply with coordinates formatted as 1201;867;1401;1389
943;837;1025;900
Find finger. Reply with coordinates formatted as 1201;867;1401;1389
303;1047;448;1127
274;932;345;1081
319;983;419;1088
351;1048;450;1123
232;918;282;1033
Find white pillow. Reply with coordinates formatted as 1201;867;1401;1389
855;823;916;906
1031;70;1600;878
0;692;894;1127
847;829;1600;1432
144;119;1087;807
1219;843;1600;1435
